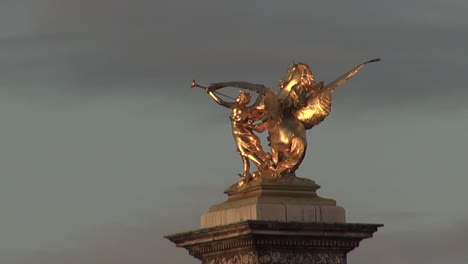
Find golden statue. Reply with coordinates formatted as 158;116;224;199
202;87;272;182
193;58;380;183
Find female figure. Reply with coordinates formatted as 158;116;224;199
206;89;271;181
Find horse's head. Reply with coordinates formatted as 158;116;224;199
278;62;314;90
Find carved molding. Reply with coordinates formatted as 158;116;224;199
259;251;344;264
192;237;357;256
193;238;254;255
204;251;258;264
256;238;359;249
166;221;382;263
202;250;344;264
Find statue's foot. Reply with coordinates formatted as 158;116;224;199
252;166;277;179
251;171;261;179
239;172;253;182
236;180;245;188
277;168;296;178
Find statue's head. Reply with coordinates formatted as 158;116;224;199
236;90;251;105
278;62;314;89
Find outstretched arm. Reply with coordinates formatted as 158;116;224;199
206;90;235;108
250;121;268;133
208;81;269;93
251;92;264;107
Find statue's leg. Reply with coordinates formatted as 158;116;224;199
241;156;250;177
248;153;266;169
270;147;279;167
275;137;306;176
259;152;272;171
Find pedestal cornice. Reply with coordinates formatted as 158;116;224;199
166;220;383;263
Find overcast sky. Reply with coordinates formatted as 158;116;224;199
1;1;467;263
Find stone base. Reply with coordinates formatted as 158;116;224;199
201;176;345;228
167;175;383;263
166;220;383;264
202;204;345;228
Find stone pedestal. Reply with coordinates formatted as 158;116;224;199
166;220;381;264
166;176;383;263
201;176;345;228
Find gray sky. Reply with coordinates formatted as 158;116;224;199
1;1;467;263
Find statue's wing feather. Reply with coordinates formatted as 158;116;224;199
295;83;332;129
322;58;381;93
296;58;381;129
208;81;270;92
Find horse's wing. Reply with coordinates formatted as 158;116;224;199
296;58;381;129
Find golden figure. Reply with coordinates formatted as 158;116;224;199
200;84;271;181
193;58;380;180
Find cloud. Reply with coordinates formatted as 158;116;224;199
350;218;468;264
6;226;195;264
0;0;466;110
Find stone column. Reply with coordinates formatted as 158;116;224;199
165;176;382;264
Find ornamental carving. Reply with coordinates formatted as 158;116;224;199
258;251;344;264
204;251;257;264
202;250;344;264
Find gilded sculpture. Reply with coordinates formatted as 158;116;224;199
205;89;271;181
192;59;380;184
